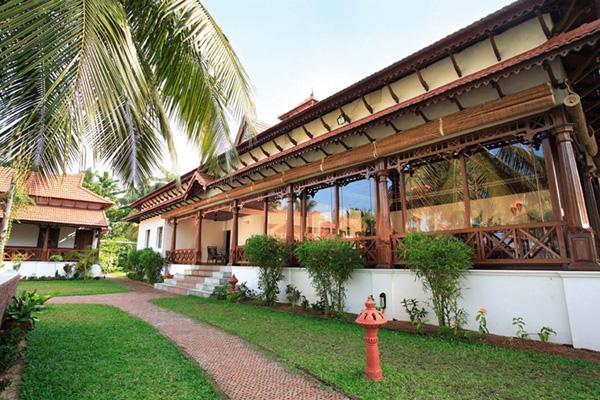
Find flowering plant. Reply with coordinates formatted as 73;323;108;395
475;307;489;335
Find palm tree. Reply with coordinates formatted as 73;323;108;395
0;0;253;261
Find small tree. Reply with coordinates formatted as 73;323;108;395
244;235;289;305
402;232;472;329
295;237;362;314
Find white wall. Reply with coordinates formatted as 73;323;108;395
1;261;101;278
231;266;600;352
6;223;39;247
58;227;76;248
200;220;227;263
137;216;169;256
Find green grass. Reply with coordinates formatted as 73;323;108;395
20;304;220;400
153;296;600;400
18;279;128;296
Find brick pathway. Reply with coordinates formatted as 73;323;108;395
50;278;346;400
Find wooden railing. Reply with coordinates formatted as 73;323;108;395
342;236;379;267
232;245;247;265
391;221;568;266
166;248;199;265
2;247;97;262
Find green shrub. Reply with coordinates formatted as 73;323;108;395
48;254;64;262
244;235;289;305
73;249;98;280
285;284;301;310
3;290;51;330
295;237;362;314
125;249;144;281
0;327;21;385
139;248;164;284
402;232;472;330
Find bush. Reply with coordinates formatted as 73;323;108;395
244;235;289;305
402;232;472;330
2;290;51;331
295;237;362;314
48;254;64;262
125;249;144;281
73;249;98;280
139;249;164;284
285;284;301;310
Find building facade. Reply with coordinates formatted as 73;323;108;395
127;0;600;273
1;168;112;265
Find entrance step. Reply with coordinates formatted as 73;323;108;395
155;264;232;297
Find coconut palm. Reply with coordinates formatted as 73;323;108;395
0;0;253;261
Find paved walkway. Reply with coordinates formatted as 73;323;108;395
50;278;346;400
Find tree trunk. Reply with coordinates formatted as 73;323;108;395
0;176;16;265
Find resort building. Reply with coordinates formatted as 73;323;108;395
126;0;600;351
1;168;111;275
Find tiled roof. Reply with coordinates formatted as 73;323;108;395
0;167;113;207
0;204;108;227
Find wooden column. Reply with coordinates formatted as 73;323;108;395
374;176;380;235
41;226;49;261
263;197;269;235
230;200;239;264
459;153;471;228
542;137;563;222
300;190;307;241
169;219;177;262
194;212;203;265
554;124;598;268
376;167;392;268
582;170;600;253
398;171;408;234
286;185;294;244
332;184;340;236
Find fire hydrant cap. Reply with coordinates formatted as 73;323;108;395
355;295;387;327
228;274;238;285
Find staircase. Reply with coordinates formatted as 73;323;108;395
155;265;231;297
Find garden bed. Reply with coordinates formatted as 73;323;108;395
154;296;600;400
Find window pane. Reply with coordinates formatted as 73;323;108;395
239;200;264;244
339;178;376;237
389;174;403;233
405;159;465;232
267;197;288;240
467;143;554;226
307;187;334;239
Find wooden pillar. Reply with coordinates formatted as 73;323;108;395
286;185;294;244
300;190;307;241
169;219;177;262
542;137;563;222
554;124;598;268
376;166;392;268
398;171;408;234
581;170;600;253
230;200;239;264
332;184;340;236
42;226;49;261
263;197;269;235
194;212;203;265
459;153;471;228
374;176;380;235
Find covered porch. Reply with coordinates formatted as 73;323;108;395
3;222;102;262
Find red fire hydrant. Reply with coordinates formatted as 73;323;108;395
355;295;387;381
228;274;238;292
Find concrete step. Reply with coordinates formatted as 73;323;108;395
174;275;206;282
188;288;213;298
154;283;189;295
174;280;204;289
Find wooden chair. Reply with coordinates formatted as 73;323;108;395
207;246;226;264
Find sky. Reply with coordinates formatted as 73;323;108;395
166;0;515;175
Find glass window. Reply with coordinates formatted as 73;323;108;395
466;143;554;226
306;187;335;239
267;197;300;241
144;229;151;248
239;200;265;244
405;159;465;232
339;178;376;237
388;173;403;234
156;226;163;248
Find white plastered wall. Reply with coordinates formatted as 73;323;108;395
6;223;39;247
231;267;600;352
137;215;169;256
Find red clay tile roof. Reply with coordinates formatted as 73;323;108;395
0;205;108;227
0;167;113;207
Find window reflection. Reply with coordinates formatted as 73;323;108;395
306;187;334;239
339;179;376;237
466;143;553;226
405;159;465;232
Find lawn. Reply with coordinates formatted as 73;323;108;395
20;304;220;400
154;296;600;400
18;279;128;296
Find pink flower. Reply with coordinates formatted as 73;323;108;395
479;307;487;314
